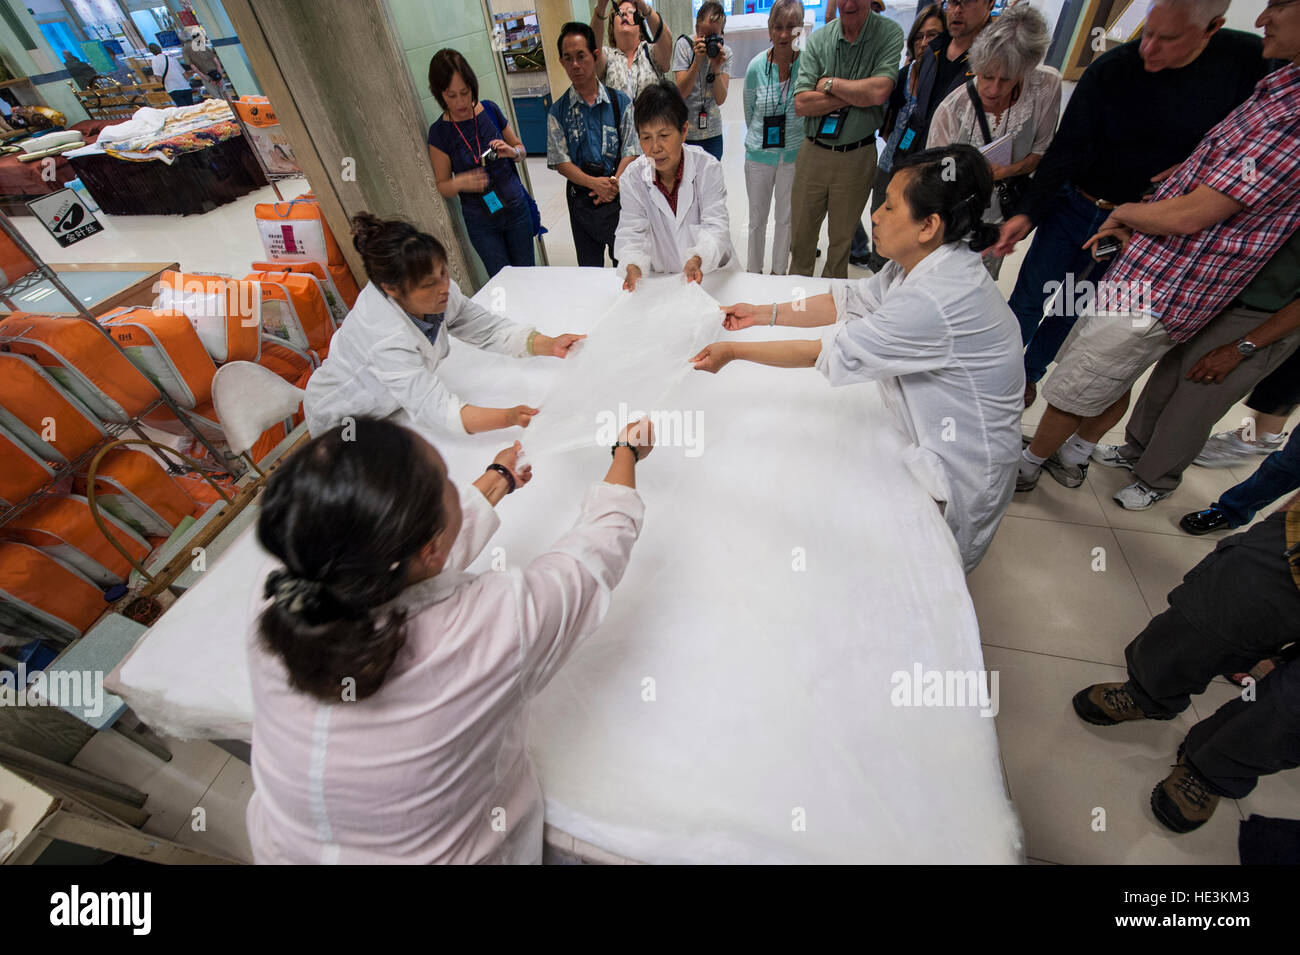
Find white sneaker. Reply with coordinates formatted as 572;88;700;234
1113;481;1172;511
1091;444;1136;470
1194;428;1286;468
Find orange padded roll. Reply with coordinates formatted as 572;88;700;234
0;353;106;464
0;313;159;422
99;307;218;410
75;447;198;538
0;424;56;506
3;494;150;586
0;541;105;642
156;270;262;364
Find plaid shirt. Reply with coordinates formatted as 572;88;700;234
1102;64;1300;343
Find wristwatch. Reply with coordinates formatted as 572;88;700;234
822;77;834;95
1236;339;1258;358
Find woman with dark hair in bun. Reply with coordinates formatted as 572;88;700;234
305;213;583;438
246;414;654;864
690;145;1023;572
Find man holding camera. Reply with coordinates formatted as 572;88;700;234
672;1;734;160
548;22;640;268
788;0;903;279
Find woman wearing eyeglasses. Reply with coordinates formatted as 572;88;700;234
927;3;1061;278
591;0;672;104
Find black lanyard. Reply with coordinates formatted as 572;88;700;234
765;52;795;112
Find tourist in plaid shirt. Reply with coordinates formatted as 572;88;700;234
1017;2;1300;502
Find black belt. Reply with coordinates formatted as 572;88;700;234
811;136;872;153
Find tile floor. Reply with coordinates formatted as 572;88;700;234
41;84;1298;866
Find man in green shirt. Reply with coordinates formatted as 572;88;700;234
789;0;903;278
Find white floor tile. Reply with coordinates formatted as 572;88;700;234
982;646;1243;865
968;515;1151;667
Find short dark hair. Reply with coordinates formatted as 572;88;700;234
891;144;999;252
350;212;447;295
557;21;597;57
633;79;688;132
257;418;447;703
696;1;726;26
147;42;162;55
427;48;478;111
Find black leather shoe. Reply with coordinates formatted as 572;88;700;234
1179;505;1231;536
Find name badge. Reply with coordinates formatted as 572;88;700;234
698;109;709;131
818;107;847;141
483;189;503;214
762;114;785;149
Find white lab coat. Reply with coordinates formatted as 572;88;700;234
614;144;736;279
304;279;534;438
246;480;645;864
815;242;1024;572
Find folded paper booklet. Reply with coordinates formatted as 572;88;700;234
979;132;1013;168
521;276;723;459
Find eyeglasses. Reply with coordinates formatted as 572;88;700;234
943;0;989;8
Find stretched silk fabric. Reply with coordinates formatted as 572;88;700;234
521;277;722;459
108;268;1021;863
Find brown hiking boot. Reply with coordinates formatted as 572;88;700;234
1072;682;1174;725
1151;754;1220;833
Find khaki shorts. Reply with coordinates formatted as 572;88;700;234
1040;314;1174;417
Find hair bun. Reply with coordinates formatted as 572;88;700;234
350;212;386;255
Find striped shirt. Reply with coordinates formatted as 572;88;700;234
743;49;804;164
1103;64;1300;343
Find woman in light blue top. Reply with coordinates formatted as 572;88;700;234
742;0;805;275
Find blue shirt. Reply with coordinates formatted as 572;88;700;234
546;83;637;176
408;311;444;347
428;100;528;218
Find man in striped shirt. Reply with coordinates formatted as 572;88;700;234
1017;8;1300;500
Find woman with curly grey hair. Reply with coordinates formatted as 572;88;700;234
927;3;1061;278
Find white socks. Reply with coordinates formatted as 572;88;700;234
1058;434;1096;468
1019;447;1046;478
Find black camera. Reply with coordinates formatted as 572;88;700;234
480;147;498;164
705;34;723;59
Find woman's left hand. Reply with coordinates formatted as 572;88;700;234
683;256;704;284
690;341;733;373
1187;344;1243;384
489;138;518;159
537;333;586;357
491;441;533;490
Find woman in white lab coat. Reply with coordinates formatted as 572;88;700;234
614;80;735;290
691;145;1024;571
247;415;654;864
305;213;583;439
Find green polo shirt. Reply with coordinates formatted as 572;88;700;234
794;14;904;145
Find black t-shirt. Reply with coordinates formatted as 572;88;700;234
1024;29;1268;223
927;45;969;119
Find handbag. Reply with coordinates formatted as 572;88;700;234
966;80;1030;220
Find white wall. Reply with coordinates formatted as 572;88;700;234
1222;0;1265;36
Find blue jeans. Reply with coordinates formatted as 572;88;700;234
464;198;535;278
1218;431;1300;526
169;89;195;107
1009;186;1115;382
850;221;870;259
692;135;724;160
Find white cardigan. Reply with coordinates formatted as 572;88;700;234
614;144;736;278
304;279;533;438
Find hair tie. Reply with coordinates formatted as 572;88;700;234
266;569;325;616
